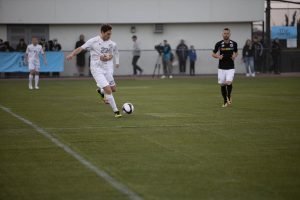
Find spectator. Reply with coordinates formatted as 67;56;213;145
131;35;143;76
75;34;87;76
0;39;4;51
271;39;281;74
253;37;264;73
161;40;173;79
188;45;197;76
3;41;14;52
16;38;27;52
50;39;62;77
52;39;62;51
242;39;255;77
39;38;49;51
48;40;54;51
176;39;188;74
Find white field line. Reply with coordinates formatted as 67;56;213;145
0;104;143;200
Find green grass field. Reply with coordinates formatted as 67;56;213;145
1;76;300;200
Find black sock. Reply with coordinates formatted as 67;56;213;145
226;84;233;99
221;85;227;103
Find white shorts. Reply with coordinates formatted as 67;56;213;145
218;69;235;84
28;61;40;71
90;66;116;89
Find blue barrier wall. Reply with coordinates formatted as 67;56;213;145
0;52;64;72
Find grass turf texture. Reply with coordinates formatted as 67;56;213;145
0;77;300;200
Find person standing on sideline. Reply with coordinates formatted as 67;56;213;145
188;45;197;76
67;24;122;118
16;38;27;52
271;39;281;74
253;37;264;73
75;34;87;76
131;35;143;76
25;36;47;90
176;39;188;74
212;28;238;107
161;40;173;79
242;39;255;77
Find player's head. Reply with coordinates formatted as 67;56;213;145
79;34;84;41
100;24;112;41
163;40;168;45
32;36;38;45
132;35;137;41
222;28;231;41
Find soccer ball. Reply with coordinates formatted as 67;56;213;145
122;103;134;114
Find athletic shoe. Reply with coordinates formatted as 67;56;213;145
161;75;166;79
169;75;173;79
251;73;256;77
35;86;39;90
114;111;122;118
222;102;228;108
96;88;109;104
227;97;232;105
29;85;33;90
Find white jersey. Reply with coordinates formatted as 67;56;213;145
26;44;44;65
81;35;119;71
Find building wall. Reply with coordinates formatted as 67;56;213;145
0;0;264;24
0;25;7;40
50;23;251;76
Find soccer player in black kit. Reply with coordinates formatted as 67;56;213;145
212;28;238;107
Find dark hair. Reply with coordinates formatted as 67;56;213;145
101;24;112;33
224;28;230;32
132;35;137;39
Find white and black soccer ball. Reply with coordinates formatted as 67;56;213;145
122;103;134;114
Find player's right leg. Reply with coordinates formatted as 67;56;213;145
28;70;34;90
218;69;228;107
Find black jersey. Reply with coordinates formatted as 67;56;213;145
213;40;238;69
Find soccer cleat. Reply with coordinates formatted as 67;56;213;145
29;85;33;90
35;86;39;90
114;111;122;118
96;88;109;104
222;102;228;108
227;97;232;105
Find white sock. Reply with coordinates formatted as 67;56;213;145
105;94;118;112
35;75;39;87
100;88;104;94
29;74;33;87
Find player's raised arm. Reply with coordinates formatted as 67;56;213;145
67;47;84;60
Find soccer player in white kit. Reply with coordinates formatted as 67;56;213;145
25;37;47;90
67;24;122;118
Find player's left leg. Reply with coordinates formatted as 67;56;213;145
34;68;40;89
225;69;235;105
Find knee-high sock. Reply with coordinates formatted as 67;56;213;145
29;74;33;87
105;94;118;112
221;85;227;103
35;75;39;87
226;84;233;99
